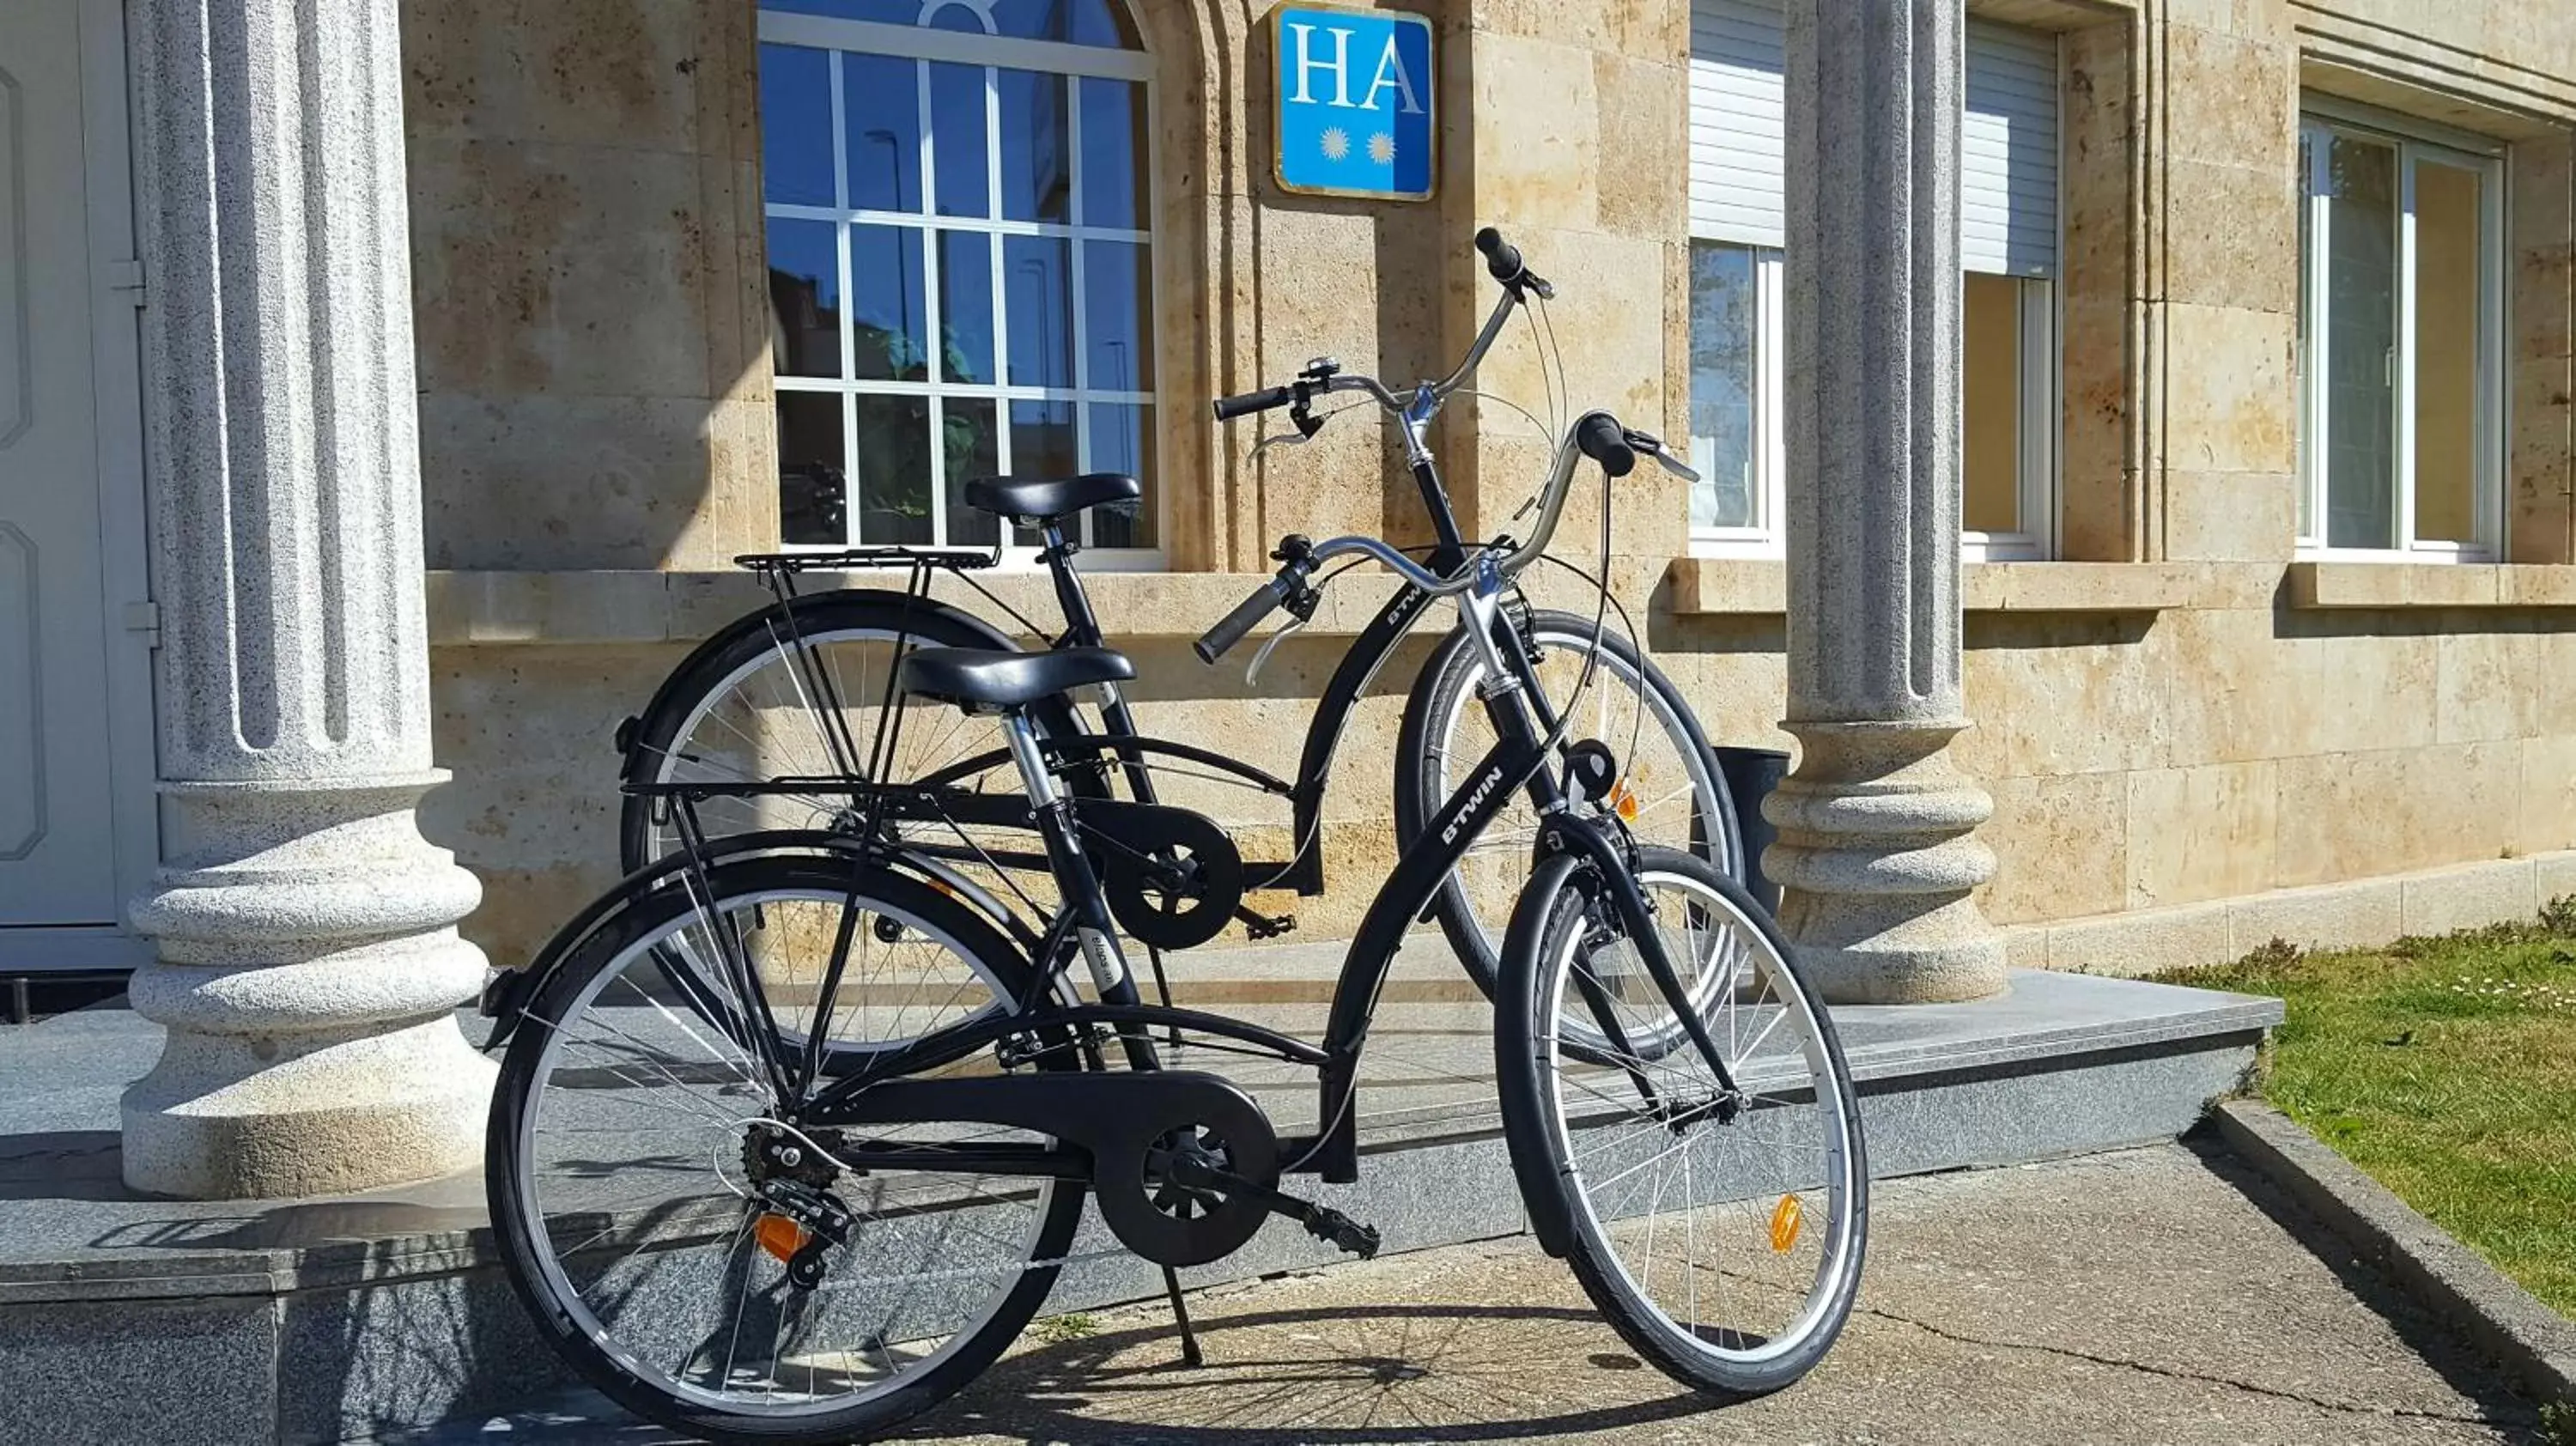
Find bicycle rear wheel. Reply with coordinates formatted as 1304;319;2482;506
1496;846;1865;1397
489;855;1084;1444
1400;611;1736;1038
618;590;1066;874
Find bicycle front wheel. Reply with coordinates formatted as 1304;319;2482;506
1496;846;1865;1398
489;854;1083;1444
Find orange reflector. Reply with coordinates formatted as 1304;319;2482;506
1608;777;1641;823
756;1213;809;1263
1768;1194;1804;1254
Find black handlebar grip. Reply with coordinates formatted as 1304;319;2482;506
1575;414;1637;478
1475;227;1524;284
1194;577;1290;664
1212;386;1295;422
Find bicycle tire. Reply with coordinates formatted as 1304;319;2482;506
489;853;1085;1445
1494;846;1866;1398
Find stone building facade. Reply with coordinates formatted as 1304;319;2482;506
406;0;2576;975
7;0;2576;1190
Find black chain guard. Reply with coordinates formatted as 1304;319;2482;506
1084;801;1246;951
1092;1075;1279;1267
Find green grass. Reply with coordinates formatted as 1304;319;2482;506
2162;898;2576;1319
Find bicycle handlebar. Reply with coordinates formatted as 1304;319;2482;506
1212;385;1294;422
1193;406;1633;664
1194;574;1297;663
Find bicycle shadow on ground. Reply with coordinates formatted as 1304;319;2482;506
905;1299;1720;1444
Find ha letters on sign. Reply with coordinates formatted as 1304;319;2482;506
1272;5;1437;202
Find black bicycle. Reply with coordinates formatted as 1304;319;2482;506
613;229;1738;1006
483;235;1866;1444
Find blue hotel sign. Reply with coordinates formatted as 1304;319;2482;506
1272;5;1436;202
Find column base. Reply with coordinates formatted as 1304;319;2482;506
121;1012;495;1199
1765;719;2009;1005
123;773;496;1200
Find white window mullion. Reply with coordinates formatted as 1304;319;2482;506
1758;250;1786;538
2301;129;2331;548
2396;144;2420;552
830;50;857;545
985;66;1011;489
1066;75;1093;545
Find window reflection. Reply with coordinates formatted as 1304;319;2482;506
761;46;835;207
1086;403;1153;547
850;226;927;380
945;398;1003;545
854;393;931;543
1084;240;1151;392
844;52;921;213
997;69;1072;222
1004;235;1072;388
1079;79;1147;229
777;393;848;544
2322;134;2398;550
768;220;843;379
929;64;991;216
1687;242;1757;531
939;230;995;384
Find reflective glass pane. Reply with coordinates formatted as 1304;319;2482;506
1084;240;1151;392
1011;400;1078;476
997;69;1072;222
1084;403;1154;547
844;53;923;213
1686;242;1758;531
854;393;933;544
1962;272;2023;535
938;230;995;384
2323;133;2397;550
850;225;928;380
928;63;991;218
993;0;1140;46
945;398;1002;546
1010;400;1078;547
1079;78;1148;229
2413;159;2483;544
923;3;987;33
767;219;844;379
777;392;848;545
1003;235;1072;388
760;46;835;207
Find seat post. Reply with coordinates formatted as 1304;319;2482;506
1000;708;1157;1068
1036;519;1107;647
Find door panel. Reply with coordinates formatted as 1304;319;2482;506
0;0;122;928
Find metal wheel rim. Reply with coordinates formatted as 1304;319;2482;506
511;883;1053;1418
1538;864;1860;1369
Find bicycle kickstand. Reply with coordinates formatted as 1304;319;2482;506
1161;1265;1205;1368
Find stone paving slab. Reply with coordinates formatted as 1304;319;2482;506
380;1144;2543;1445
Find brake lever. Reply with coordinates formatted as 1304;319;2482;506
1625;428;1703;484
1248;428;1316;465
1245;609;1310;688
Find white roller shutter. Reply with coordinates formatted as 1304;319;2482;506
1687;3;2058;276
1963;21;2059;277
1688;0;1786;249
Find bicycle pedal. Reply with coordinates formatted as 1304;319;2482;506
1243;911;1297;941
1302;1206;1381;1260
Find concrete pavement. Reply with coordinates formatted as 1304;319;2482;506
389;1144;2546;1444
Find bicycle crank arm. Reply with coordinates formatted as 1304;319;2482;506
1166;1154;1381;1259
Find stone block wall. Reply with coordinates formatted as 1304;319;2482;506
410;0;2576;974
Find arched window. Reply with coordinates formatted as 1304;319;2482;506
758;0;1155;552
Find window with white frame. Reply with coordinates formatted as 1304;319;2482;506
758;0;1156;553
1686;2;2059;558
2296;102;2504;557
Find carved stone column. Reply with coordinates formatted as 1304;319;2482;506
1766;0;2007;1005
122;0;494;1197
